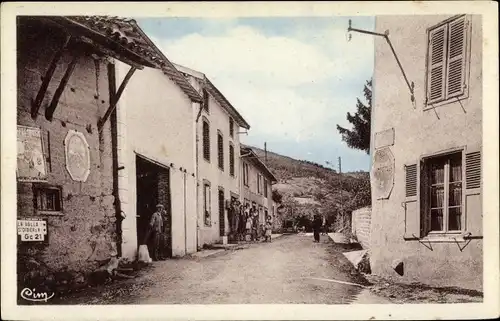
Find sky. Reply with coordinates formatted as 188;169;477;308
135;16;375;172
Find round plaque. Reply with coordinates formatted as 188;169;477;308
64;130;91;182
372;147;395;199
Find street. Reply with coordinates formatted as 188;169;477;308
53;234;380;305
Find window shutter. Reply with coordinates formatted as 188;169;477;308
446;16;467;99
465;146;481;236
427;24;447;104
465;149;481;190
403;163;421;239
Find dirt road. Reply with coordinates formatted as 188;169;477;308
54;234;374;304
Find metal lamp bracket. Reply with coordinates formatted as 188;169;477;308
348;20;415;106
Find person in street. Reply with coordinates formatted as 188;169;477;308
239;204;248;241
148;204;164;261
264;216;273;242
312;214;322;243
321;216;327;235
246;210;253;242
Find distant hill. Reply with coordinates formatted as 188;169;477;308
245;145;371;232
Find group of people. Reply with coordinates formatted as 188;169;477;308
228;200;273;243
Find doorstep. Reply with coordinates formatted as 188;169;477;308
190;249;225;258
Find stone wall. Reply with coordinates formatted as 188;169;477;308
351;207;372;250
17;18;117;294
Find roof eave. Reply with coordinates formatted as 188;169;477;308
130;21;203;104
204;78;250;130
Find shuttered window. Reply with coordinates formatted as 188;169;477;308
229;143;235;176
203;119;210;162
405;164;418;198
204;182;211;226
217;131;224;171
465;151;481;189
426;15;469;105
203;89;209;112
229;117;234;138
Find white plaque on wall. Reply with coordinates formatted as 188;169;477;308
64;130;91;182
372;147;395;200
374;128;395;149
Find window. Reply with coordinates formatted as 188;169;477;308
217;131;224;171
257;174;263;194
229;143;235;176
34;185;62;214
264;179;268;198
243;163;249;186
203;88;209;112
203;182;211;226
426;15;469;105
422;152;463;234
202;119;210;162
229;117;234;138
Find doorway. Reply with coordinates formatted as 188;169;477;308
136;155;172;258
218;188;225;237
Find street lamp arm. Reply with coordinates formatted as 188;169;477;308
348;20;415;104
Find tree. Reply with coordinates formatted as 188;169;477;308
272;189;283;204
337;79;372;154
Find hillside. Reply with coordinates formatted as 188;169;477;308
246;145;371;232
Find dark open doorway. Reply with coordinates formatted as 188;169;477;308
136;155;172;258
218;188;225;237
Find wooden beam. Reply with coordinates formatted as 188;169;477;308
45;52;79;121
78;35;145;70
31;34;71;119
98;65;136;131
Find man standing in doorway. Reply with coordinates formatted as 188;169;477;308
149;204;164;261
158;204;169;260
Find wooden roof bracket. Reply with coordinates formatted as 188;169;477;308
98;65;137;132
45;43;81;121
348;20;415;106
31;34;72;119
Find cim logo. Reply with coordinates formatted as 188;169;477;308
20;288;54;302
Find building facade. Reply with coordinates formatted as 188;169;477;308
15;16;161;287
370;15;482;291
240;146;278;228
114;42;203;258
175;64;251;247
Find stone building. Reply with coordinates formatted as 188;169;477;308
240;146;278;230
370;14;482;291
16;16;166;289
174;64;251;247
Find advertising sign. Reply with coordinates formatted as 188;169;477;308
17;125;47;182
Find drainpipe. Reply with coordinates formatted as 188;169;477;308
195;102;203;251
183;170;187;255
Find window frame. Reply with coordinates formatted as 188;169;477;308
257;173;262;195
33;184;63;216
202;117;210;163
203;180;211;226
229;117;234;138
229;143;235;177
424;14;471;109
217;130;224;171
420;147;466;237
202;88;210;113
243;162;249;187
